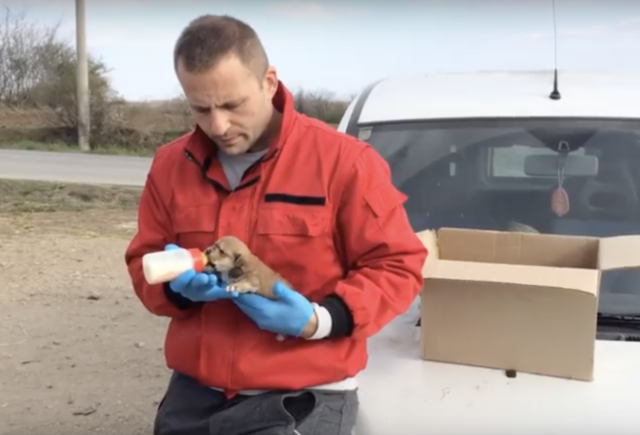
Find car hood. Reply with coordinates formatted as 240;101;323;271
356;301;640;435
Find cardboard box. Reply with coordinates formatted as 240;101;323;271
417;227;640;381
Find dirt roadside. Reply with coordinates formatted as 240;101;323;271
0;180;169;435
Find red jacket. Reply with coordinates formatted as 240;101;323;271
124;82;427;393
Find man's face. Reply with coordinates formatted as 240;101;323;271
177;54;278;155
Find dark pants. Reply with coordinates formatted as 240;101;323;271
154;371;359;435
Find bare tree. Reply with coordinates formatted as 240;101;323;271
0;7;119;146
0;7;61;106
293;88;350;124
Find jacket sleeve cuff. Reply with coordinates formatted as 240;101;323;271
317;294;355;339
162;283;197;310
306;303;333;340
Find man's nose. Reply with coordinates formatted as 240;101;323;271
208;110;231;137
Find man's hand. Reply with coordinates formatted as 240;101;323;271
165;244;237;302
233;281;316;338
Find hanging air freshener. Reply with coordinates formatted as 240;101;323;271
551;172;570;217
551;141;570;217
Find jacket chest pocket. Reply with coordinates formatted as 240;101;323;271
253;208;334;288
171;205;218;251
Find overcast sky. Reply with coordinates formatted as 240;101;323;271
5;0;640;101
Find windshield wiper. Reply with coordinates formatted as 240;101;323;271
597;313;640;329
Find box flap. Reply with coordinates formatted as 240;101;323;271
416;229;439;275
599;235;640;270
427;260;599;296
436;228;599;269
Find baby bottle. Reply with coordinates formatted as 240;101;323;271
142;248;208;285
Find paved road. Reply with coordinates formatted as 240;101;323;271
0;149;151;186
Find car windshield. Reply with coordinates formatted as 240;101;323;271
356;118;640;317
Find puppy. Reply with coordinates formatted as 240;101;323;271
203;235;289;300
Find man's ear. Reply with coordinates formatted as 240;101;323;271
262;65;278;98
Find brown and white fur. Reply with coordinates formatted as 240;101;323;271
203;235;289;300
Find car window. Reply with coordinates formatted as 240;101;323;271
357;118;640;316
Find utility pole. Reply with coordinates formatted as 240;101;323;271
75;0;90;151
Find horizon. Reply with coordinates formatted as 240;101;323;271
4;0;640;101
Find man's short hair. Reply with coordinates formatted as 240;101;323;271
174;15;269;77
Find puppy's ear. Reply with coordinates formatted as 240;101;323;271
228;266;243;280
233;253;245;267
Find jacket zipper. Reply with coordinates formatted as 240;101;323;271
184;149;242;391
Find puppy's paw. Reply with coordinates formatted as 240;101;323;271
227;281;256;294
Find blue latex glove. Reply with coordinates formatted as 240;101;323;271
233;281;315;337
165;244;238;302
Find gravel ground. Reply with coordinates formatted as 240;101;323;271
0;206;171;435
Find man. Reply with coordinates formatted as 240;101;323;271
124;14;427;435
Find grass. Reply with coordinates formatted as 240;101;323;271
0;140;156;157
0;179;142;214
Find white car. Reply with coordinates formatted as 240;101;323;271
339;71;640;434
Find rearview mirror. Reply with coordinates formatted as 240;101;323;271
524;154;599;177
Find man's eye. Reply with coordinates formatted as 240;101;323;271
192;106;209;114
222;100;244;111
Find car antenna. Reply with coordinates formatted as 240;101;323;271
549;0;561;100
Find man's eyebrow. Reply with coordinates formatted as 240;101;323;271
190;103;210;111
218;97;246;107
190;98;246;111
